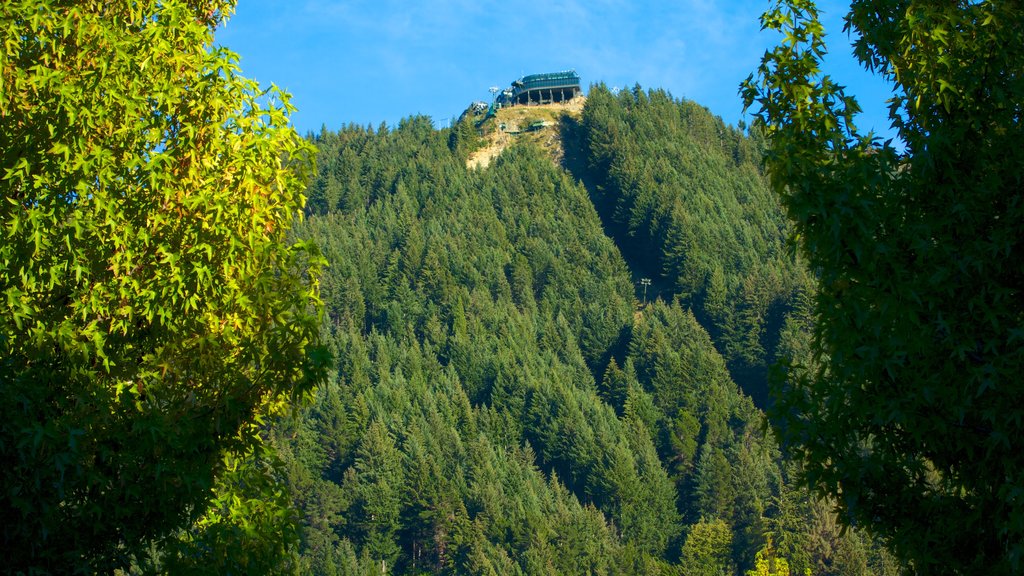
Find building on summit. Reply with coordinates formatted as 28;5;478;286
496;70;581;107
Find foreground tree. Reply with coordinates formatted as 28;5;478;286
744;0;1023;573
1;1;325;572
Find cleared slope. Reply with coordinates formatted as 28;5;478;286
466;97;585;169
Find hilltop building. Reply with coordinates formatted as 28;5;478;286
497;70;581;107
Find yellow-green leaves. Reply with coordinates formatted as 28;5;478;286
1;1;324;572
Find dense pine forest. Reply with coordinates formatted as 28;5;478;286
270;86;899;575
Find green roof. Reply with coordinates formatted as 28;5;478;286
520;70;580;84
513;70;581;93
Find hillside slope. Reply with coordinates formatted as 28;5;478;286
283;96;897;575
465;98;585;170
569;85;814;407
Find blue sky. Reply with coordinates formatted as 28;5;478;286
217;0;895;138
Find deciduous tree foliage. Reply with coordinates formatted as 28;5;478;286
743;0;1023;573
0;1;325;572
680;517;735;576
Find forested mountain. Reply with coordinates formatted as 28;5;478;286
570;85;813;404
274;90;898;574
6;1;1015;573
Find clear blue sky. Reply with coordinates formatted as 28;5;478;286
217;0;895;138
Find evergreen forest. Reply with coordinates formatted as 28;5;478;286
274;86;898;575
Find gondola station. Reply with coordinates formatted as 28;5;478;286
496;70;581;107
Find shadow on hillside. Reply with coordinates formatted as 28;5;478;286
558;115;659;280
557;114;775;410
